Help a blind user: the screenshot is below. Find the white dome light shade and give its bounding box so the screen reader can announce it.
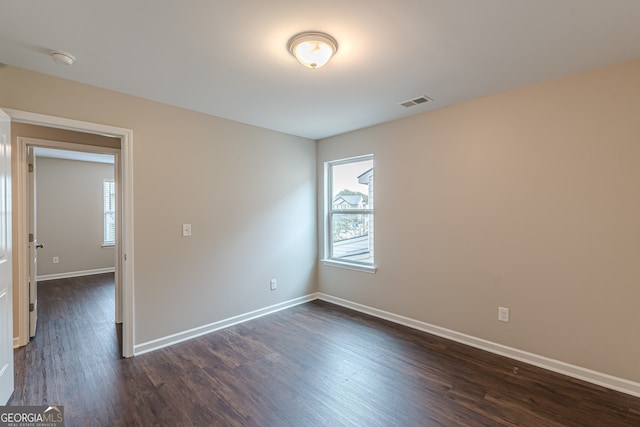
[51,51,76,65]
[288,32,338,69]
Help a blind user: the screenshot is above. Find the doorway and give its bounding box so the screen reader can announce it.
[4,108,134,358]
[25,142,117,344]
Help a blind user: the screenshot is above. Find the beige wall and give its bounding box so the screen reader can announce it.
[317,58,640,383]
[35,157,115,276]
[0,66,317,345]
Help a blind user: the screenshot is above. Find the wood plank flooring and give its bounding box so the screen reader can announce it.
[9,273,640,426]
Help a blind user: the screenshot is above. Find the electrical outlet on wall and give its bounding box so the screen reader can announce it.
[498,306,510,323]
[270,279,277,290]
[52,256,59,264]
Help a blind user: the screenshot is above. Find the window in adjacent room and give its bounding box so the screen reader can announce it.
[103,179,116,246]
[325,155,375,271]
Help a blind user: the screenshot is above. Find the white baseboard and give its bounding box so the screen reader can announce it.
[37,267,115,282]
[131,290,640,398]
[317,293,640,398]
[134,293,319,355]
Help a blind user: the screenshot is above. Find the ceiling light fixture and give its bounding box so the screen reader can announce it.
[51,51,76,66]
[287,32,338,69]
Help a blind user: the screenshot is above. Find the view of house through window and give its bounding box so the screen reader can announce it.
[103,180,116,246]
[327,155,374,266]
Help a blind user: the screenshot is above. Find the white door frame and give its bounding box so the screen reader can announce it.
[0,110,14,404]
[5,108,135,358]
[27,145,37,338]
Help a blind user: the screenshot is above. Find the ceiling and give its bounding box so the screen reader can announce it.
[1,1,640,140]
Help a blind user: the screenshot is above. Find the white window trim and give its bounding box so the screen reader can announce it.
[321,258,377,273]
[324,154,376,272]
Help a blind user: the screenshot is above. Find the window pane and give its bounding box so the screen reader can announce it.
[327,155,374,266]
[104,212,115,243]
[331,213,373,263]
[103,180,116,244]
[332,159,373,209]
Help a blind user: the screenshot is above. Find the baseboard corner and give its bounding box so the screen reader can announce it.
[134,292,319,356]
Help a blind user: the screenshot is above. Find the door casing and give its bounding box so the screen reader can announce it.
[4,108,135,358]
[27,146,37,337]
[0,109,14,404]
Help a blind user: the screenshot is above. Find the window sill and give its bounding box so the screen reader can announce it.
[321,259,377,273]
[102,243,115,248]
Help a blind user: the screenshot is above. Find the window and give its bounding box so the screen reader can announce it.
[103,180,116,246]
[325,155,374,270]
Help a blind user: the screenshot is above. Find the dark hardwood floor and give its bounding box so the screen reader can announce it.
[9,274,640,426]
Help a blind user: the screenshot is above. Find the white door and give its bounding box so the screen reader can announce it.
[0,110,14,404]
[28,147,38,337]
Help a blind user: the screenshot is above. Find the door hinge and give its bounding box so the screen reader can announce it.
[29,303,34,312]
[29,233,34,243]
[28,163,34,173]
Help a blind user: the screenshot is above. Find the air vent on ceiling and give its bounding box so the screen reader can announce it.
[399,95,434,108]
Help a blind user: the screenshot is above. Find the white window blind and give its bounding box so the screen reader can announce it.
[103,180,116,245]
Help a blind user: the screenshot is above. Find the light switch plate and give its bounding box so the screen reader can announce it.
[182,224,192,237]
[498,306,510,322]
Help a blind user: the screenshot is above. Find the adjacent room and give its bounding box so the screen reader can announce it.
[1,1,640,425]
